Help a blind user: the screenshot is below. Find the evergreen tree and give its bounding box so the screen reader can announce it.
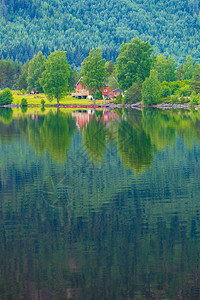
[18,60,29,90]
[27,51,46,92]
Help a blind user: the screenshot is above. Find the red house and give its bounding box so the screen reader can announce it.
[72,77,122,99]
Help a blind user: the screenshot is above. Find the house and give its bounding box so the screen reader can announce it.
[71,78,90,99]
[72,78,122,99]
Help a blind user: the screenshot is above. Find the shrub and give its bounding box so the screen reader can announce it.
[21,89,27,95]
[21,98,27,106]
[124,81,142,104]
[190,92,200,105]
[41,99,45,106]
[95,91,103,99]
[160,85,171,98]
[114,94,123,104]
[0,88,13,105]
[179,85,191,97]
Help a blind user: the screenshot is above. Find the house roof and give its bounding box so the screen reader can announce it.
[112,88,122,93]
[76,77,83,86]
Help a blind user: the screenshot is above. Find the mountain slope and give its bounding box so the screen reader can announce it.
[0,0,200,67]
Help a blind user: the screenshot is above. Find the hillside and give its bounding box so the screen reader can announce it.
[0,0,200,67]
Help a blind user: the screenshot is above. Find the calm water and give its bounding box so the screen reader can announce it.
[1,107,200,299]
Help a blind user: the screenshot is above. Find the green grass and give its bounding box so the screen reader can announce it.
[12,91,106,106]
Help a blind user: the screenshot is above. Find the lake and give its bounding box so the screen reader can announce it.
[1,107,200,299]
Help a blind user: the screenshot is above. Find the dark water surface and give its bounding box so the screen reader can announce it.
[1,108,200,299]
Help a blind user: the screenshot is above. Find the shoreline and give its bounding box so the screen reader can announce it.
[1,102,199,110]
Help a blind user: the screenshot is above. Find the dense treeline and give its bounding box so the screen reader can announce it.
[1,0,200,67]
[2,37,200,106]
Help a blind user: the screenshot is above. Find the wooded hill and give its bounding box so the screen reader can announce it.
[1,0,200,67]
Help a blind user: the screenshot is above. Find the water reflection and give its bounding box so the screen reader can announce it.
[1,108,200,298]
[21,111,77,162]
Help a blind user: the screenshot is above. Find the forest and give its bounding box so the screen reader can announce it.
[1,0,200,67]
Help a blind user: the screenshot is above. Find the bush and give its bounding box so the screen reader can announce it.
[190,92,200,105]
[21,98,27,106]
[41,99,45,106]
[21,89,27,95]
[160,85,171,98]
[95,91,103,99]
[114,94,123,104]
[124,81,142,104]
[179,85,191,97]
[0,88,13,105]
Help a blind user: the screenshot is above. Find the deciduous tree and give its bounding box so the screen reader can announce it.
[81,48,107,98]
[116,37,153,91]
[154,54,176,82]
[40,50,71,106]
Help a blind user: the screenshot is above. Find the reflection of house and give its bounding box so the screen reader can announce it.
[71,78,122,99]
[101,111,119,123]
[72,110,94,129]
[72,110,119,129]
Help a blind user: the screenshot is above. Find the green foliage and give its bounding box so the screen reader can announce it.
[179,85,191,97]
[189,92,200,105]
[124,81,142,104]
[68,69,80,91]
[154,55,176,82]
[21,98,27,106]
[114,94,123,104]
[18,61,29,90]
[95,91,103,99]
[160,80,192,97]
[40,50,71,105]
[105,61,115,75]
[81,48,107,97]
[27,51,46,92]
[1,0,200,67]
[142,70,161,105]
[117,38,153,90]
[160,85,171,98]
[191,62,200,94]
[177,56,195,80]
[107,69,119,91]
[41,99,45,106]
[0,59,21,89]
[0,88,13,105]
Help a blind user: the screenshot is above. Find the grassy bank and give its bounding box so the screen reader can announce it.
[12,91,106,106]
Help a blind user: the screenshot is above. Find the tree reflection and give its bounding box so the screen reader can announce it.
[142,109,176,150]
[23,111,76,162]
[0,108,13,125]
[81,115,108,164]
[117,119,155,172]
